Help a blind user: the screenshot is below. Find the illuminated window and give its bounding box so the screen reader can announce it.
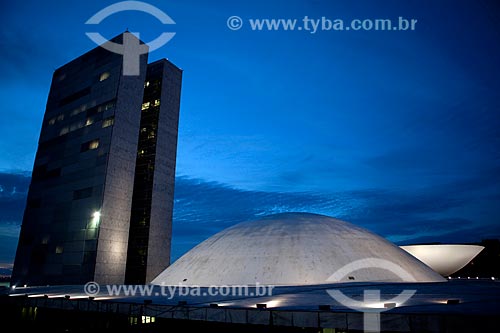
[55,246,63,254]
[99,72,110,82]
[89,211,101,228]
[141,102,150,110]
[21,306,37,320]
[57,114,64,121]
[59,127,69,136]
[48,117,56,125]
[81,139,99,152]
[85,118,94,126]
[144,81,150,87]
[141,316,155,324]
[102,117,114,128]
[153,99,160,106]
[90,140,99,150]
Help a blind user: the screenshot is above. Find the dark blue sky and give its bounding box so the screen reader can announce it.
[1,0,499,265]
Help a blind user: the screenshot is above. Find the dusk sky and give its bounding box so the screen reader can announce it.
[1,0,499,265]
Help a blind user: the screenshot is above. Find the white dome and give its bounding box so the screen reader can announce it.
[400,244,484,276]
[153,213,445,286]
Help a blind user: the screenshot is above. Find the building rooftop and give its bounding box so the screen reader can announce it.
[3,279,499,331]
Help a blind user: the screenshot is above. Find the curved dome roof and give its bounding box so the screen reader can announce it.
[400,244,484,276]
[153,213,445,286]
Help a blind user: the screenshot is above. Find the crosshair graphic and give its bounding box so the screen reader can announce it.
[326,258,417,333]
[85,1,176,75]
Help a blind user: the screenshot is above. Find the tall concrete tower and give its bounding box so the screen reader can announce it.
[11,33,182,286]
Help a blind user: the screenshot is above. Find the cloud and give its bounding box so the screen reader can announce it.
[171,176,351,260]
[0,172,30,225]
[171,172,500,260]
[342,166,500,243]
[394,223,500,245]
[0,171,498,263]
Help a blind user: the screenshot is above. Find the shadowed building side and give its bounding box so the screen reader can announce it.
[11,33,148,286]
[92,47,149,285]
[125,59,182,284]
[10,33,182,287]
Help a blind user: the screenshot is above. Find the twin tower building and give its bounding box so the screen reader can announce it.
[11,33,182,286]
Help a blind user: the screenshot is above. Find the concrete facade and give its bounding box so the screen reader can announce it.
[125,59,182,284]
[11,33,182,286]
[152,213,445,286]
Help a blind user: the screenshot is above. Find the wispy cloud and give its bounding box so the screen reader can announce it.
[171,170,500,260]
[1,171,499,263]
